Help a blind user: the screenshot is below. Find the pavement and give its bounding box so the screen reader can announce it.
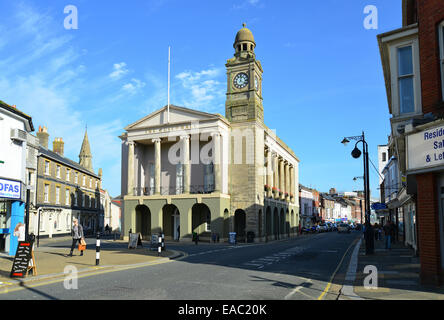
[343,234,444,300]
[0,235,183,289]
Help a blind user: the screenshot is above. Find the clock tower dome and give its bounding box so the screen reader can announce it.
[225,23,264,123]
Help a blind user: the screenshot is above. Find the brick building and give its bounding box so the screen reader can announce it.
[378,0,444,285]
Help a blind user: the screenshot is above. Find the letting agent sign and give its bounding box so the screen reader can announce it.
[407,124,444,171]
[0,178,21,199]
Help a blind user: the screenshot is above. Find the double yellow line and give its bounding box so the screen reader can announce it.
[317,237,360,300]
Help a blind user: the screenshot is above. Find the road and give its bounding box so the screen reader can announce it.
[1,231,361,300]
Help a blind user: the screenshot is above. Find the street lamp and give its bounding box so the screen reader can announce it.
[341,132,374,255]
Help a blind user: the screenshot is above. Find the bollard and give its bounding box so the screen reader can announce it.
[96,232,101,266]
[158,235,162,256]
[161,233,165,251]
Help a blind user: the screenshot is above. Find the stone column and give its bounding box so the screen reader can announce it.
[153,138,161,195]
[279,158,285,200]
[212,133,221,192]
[266,150,273,198]
[127,141,135,196]
[290,166,295,203]
[285,162,290,202]
[181,135,190,194]
[273,153,279,200]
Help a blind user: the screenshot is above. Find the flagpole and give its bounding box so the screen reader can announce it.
[167,46,171,123]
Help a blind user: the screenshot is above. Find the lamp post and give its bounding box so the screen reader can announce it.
[341,132,374,255]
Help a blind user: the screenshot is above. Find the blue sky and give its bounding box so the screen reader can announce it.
[0,0,401,198]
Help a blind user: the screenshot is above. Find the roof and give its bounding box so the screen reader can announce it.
[0,100,34,132]
[234,23,256,46]
[38,146,100,179]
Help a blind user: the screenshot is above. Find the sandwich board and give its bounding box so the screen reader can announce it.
[10,240,36,278]
[128,232,143,249]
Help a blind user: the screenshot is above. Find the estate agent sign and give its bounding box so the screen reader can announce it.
[0,178,21,199]
[407,124,444,171]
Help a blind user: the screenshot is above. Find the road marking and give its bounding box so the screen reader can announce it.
[0,258,174,296]
[317,237,360,301]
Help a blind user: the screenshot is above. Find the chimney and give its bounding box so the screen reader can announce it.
[53,137,64,156]
[36,126,49,149]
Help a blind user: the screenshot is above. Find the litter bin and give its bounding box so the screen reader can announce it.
[247,231,255,243]
[229,232,236,245]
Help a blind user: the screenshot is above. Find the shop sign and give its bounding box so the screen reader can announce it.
[407,124,444,171]
[0,178,21,199]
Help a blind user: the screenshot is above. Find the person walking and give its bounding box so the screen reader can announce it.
[68,218,85,257]
[383,221,392,250]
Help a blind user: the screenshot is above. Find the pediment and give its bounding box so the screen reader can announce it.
[125,105,219,131]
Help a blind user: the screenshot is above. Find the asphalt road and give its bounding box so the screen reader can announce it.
[1,231,361,300]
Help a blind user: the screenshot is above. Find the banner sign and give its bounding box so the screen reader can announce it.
[0,178,21,199]
[407,124,444,171]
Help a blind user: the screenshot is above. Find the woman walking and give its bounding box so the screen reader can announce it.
[68,218,85,257]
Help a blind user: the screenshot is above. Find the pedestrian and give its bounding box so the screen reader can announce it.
[374,223,379,240]
[390,220,397,243]
[68,218,85,257]
[13,222,26,242]
[383,220,392,250]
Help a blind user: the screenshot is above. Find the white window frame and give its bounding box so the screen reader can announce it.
[74,192,78,207]
[44,184,49,203]
[389,38,422,117]
[75,172,78,184]
[55,186,60,204]
[83,175,86,186]
[439,21,444,101]
[65,189,70,206]
[56,165,61,178]
[66,169,70,181]
[45,161,50,175]
[90,178,92,188]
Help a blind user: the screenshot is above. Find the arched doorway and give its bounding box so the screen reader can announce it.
[192,203,211,240]
[258,209,262,240]
[286,209,290,237]
[234,209,246,242]
[266,207,272,241]
[273,208,279,240]
[223,209,229,239]
[135,205,151,240]
[280,209,285,238]
[162,204,180,240]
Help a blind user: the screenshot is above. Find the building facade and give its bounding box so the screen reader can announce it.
[378,0,444,285]
[31,127,103,238]
[0,101,34,255]
[120,25,300,243]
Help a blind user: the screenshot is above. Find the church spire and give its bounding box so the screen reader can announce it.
[79,127,93,172]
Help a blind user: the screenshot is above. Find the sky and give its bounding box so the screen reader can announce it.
[0,0,401,198]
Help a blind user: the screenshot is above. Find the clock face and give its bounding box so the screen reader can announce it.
[233,72,249,89]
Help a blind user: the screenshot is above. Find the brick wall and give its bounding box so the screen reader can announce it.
[417,0,444,115]
[416,172,442,285]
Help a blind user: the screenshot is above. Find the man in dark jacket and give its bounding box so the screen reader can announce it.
[68,218,85,257]
[383,221,392,250]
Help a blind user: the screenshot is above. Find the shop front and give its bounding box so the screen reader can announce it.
[0,178,25,256]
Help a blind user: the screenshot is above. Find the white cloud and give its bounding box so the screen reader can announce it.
[109,62,129,80]
[122,78,146,95]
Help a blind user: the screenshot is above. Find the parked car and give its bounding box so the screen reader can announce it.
[318,224,328,233]
[326,222,333,232]
[331,223,338,231]
[338,223,351,233]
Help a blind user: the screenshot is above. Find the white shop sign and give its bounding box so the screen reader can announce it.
[0,178,21,199]
[407,124,444,171]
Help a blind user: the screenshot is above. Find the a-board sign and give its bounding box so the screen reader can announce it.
[150,234,159,251]
[128,233,143,249]
[10,241,34,278]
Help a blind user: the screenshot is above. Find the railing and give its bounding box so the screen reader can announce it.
[132,185,215,196]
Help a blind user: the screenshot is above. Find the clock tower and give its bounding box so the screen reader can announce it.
[225,24,264,123]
